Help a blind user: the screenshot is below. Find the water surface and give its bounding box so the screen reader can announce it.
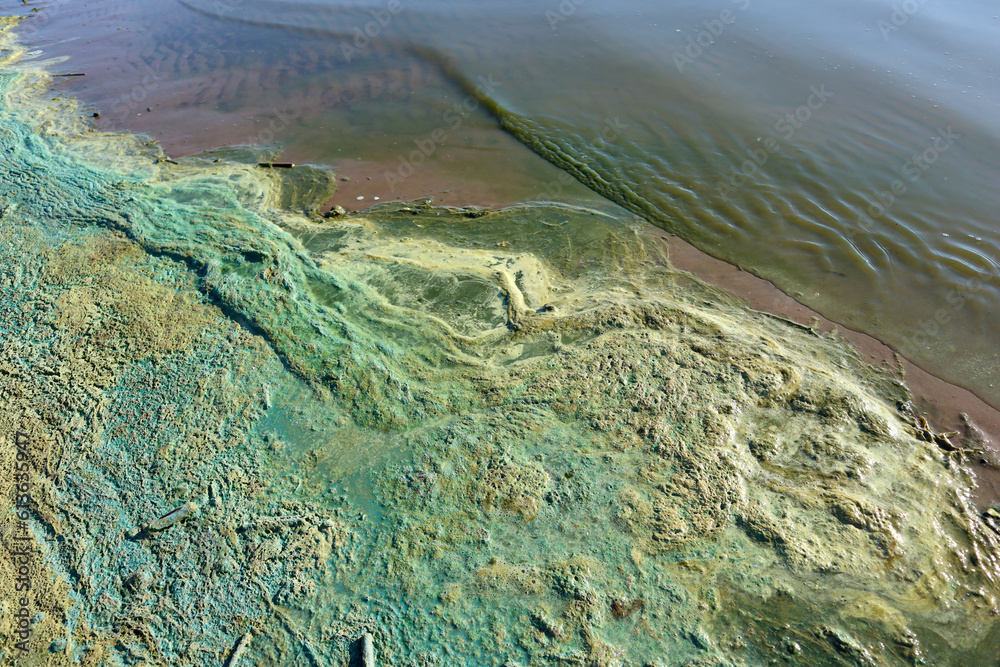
[8,0,1000,406]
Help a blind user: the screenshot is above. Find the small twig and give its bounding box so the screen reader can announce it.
[224,632,252,667]
[749,308,820,335]
[146,501,198,532]
[129,502,198,539]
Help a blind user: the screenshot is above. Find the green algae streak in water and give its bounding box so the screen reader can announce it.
[1,17,1000,667]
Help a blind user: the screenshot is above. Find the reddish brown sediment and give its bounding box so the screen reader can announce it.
[311,158,535,213]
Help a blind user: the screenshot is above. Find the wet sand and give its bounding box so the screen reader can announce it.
[312,158,541,212]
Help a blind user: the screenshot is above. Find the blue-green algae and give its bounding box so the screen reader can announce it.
[1,17,1000,667]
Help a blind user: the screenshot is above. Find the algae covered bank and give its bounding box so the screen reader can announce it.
[1,18,999,667]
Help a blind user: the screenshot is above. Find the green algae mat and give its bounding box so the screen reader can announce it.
[1,17,999,667]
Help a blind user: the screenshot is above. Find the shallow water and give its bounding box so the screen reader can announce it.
[7,0,999,411]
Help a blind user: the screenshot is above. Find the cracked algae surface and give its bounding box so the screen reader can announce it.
[1,17,999,667]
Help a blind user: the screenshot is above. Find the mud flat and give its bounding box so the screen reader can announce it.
[2,18,1000,666]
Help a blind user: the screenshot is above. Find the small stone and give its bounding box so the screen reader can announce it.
[123,569,152,594]
[786,641,802,654]
[691,628,712,650]
[362,632,375,666]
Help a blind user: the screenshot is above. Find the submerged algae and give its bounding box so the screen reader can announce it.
[2,17,1000,667]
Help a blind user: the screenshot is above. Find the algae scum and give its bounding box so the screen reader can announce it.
[1,19,1000,667]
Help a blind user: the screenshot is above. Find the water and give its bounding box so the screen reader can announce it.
[10,0,998,409]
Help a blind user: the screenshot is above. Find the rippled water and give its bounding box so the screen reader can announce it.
[8,0,999,406]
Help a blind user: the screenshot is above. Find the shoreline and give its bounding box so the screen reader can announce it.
[33,25,1000,505]
[650,227,1000,507]
[315,174,1000,503]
